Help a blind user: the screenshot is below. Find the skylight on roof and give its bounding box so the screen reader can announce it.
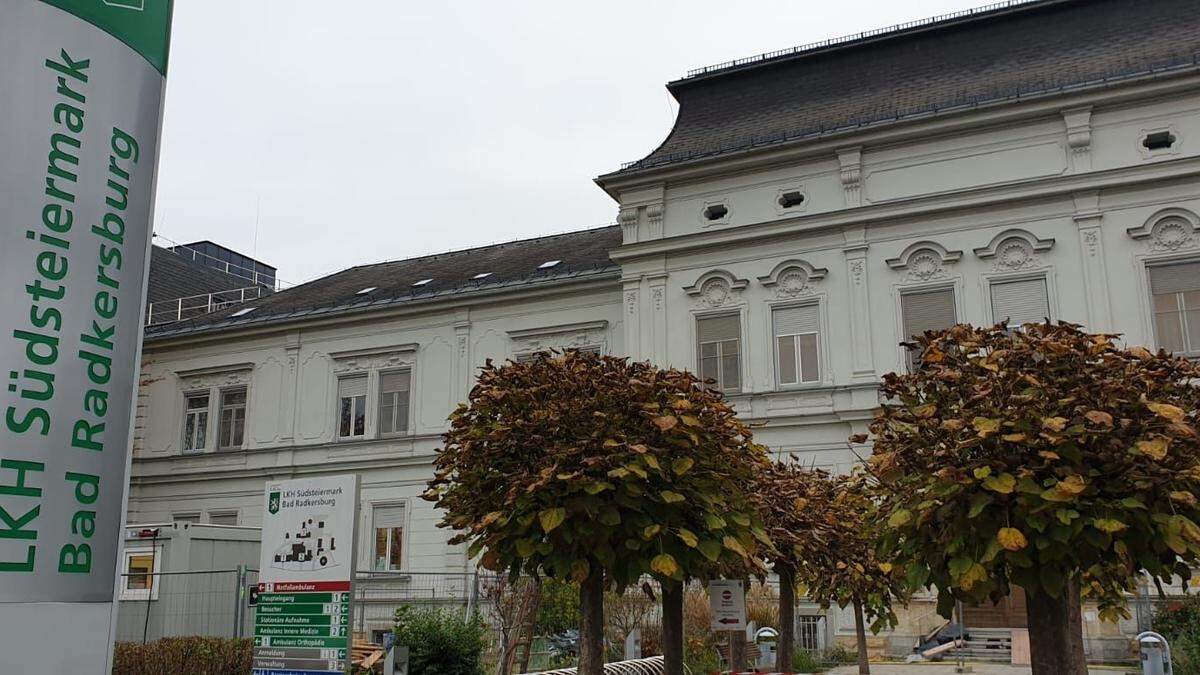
[356,286,377,295]
[412,278,433,287]
[230,307,256,317]
[472,272,492,280]
[538,260,562,269]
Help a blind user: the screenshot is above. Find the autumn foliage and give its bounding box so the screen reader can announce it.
[423,350,771,589]
[861,322,1200,623]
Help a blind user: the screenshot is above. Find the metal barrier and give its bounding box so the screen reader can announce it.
[115,567,258,642]
[531,656,666,675]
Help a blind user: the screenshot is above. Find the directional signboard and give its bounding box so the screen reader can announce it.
[253,474,360,675]
[709,579,747,632]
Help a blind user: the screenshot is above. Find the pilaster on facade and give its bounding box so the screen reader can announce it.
[281,331,302,444]
[453,308,471,405]
[842,224,875,382]
[1072,190,1112,332]
[837,146,863,207]
[646,271,669,366]
[621,276,642,360]
[1063,106,1093,173]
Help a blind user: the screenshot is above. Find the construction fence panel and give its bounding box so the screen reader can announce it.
[115,568,258,643]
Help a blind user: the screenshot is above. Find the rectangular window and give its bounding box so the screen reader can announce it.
[208,511,238,526]
[773,304,821,386]
[990,277,1050,328]
[696,314,741,393]
[182,392,209,452]
[1149,261,1200,356]
[378,371,411,435]
[120,546,161,600]
[173,512,201,524]
[901,288,957,371]
[372,504,405,572]
[217,388,247,449]
[338,375,368,439]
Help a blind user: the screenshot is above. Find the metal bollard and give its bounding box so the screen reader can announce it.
[1137,631,1173,675]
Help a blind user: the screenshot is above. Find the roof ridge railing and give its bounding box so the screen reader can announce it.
[684,0,1043,79]
[145,285,267,326]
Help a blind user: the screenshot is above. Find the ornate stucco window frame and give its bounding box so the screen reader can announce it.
[1128,208,1200,356]
[174,363,254,455]
[506,320,609,361]
[328,345,419,442]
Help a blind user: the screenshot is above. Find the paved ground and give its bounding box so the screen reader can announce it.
[823,664,1133,675]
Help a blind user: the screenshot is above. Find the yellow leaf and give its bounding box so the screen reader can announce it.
[650,553,679,578]
[652,415,678,432]
[973,466,992,479]
[629,443,649,454]
[677,528,698,547]
[913,404,937,419]
[643,524,662,540]
[539,508,566,533]
[1057,475,1087,495]
[661,490,685,503]
[1038,450,1060,460]
[973,417,1001,437]
[878,562,894,574]
[959,562,988,591]
[1001,433,1027,442]
[680,415,701,427]
[1148,402,1187,422]
[1085,411,1113,427]
[1093,518,1127,533]
[997,527,1027,551]
[1042,417,1069,432]
[793,497,809,511]
[672,457,694,475]
[941,419,965,431]
[1135,437,1169,461]
[982,473,1016,494]
[722,535,748,557]
[670,398,693,411]
[1171,491,1198,506]
[603,438,622,448]
[888,509,913,527]
[643,455,661,470]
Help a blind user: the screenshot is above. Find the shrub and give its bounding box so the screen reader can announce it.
[112,637,251,675]
[789,647,857,673]
[1154,596,1200,675]
[394,606,488,675]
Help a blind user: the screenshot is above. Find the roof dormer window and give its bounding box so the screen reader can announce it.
[230,307,256,318]
[472,272,492,280]
[412,278,432,287]
[356,287,377,295]
[538,260,562,270]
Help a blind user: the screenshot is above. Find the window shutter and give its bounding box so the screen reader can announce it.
[990,278,1050,326]
[1149,261,1200,295]
[773,304,820,336]
[901,289,957,341]
[697,314,740,343]
[338,375,367,398]
[372,504,405,529]
[379,371,410,393]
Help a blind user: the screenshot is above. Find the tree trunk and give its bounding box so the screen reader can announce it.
[661,580,684,675]
[852,597,870,675]
[1025,581,1087,675]
[777,565,796,672]
[579,570,606,675]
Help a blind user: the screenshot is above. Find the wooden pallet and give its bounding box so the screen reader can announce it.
[352,637,385,672]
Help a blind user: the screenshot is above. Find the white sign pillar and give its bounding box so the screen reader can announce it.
[0,2,172,672]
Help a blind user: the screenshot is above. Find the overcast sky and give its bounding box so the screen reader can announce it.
[156,0,990,285]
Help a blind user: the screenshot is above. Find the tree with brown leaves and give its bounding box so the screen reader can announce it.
[859,322,1200,675]
[424,350,770,675]
[760,462,903,675]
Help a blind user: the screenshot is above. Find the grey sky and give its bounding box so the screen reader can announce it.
[156,0,991,285]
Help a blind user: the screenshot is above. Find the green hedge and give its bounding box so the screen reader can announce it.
[112,637,252,675]
[393,606,487,675]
